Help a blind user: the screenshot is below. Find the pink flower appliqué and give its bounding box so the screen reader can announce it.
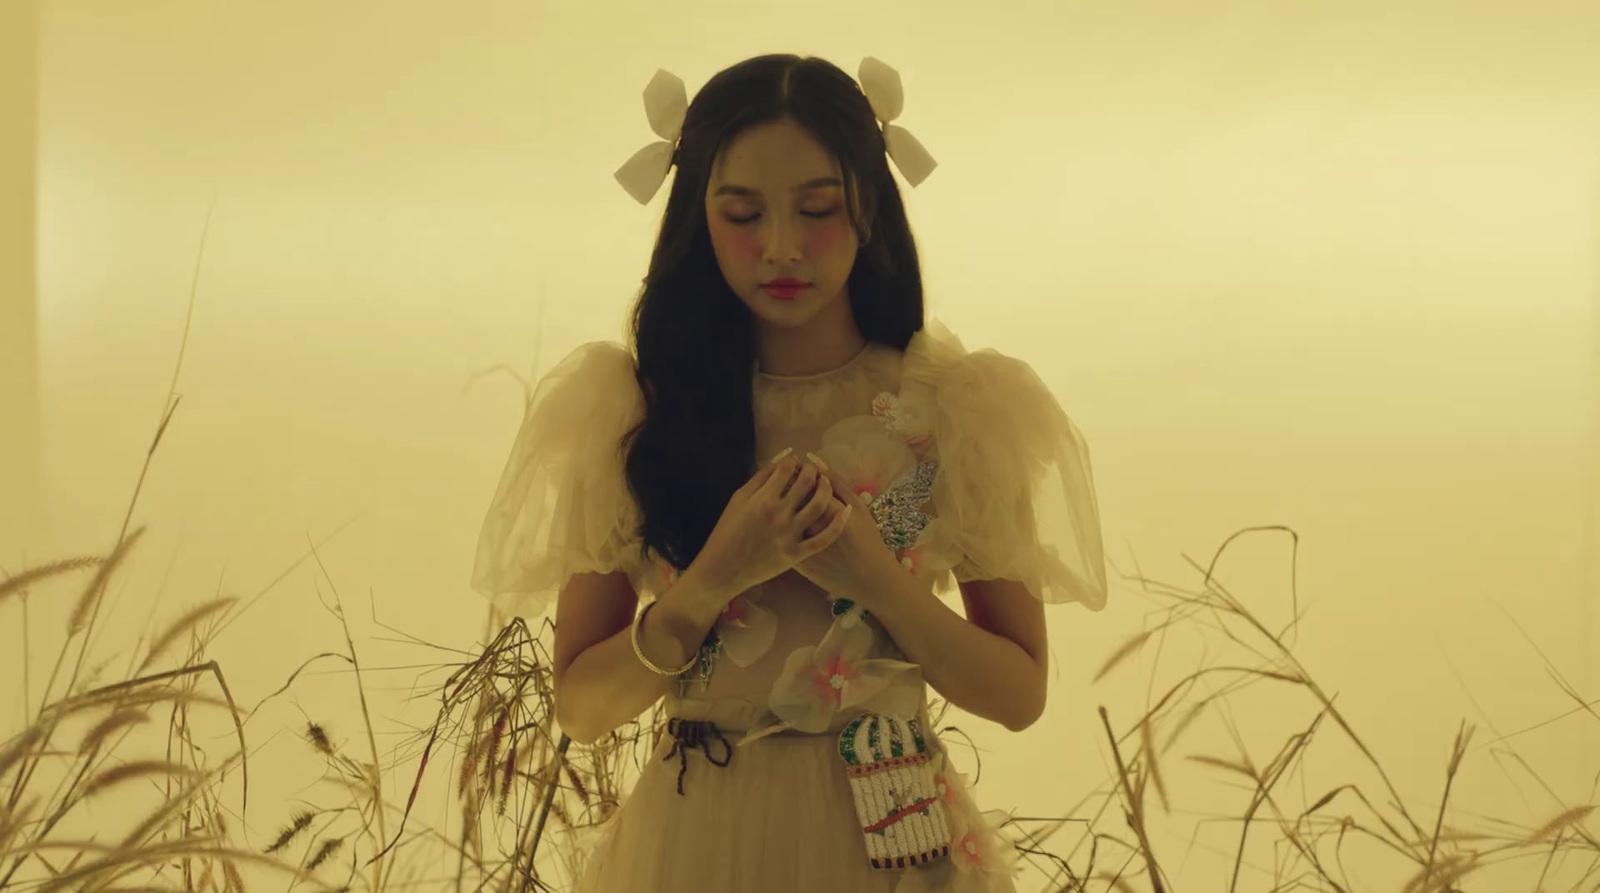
[887,751,1021,893]
[945,810,1018,885]
[953,829,987,868]
[658,565,777,668]
[765,605,923,734]
[924,752,1020,884]
[817,416,917,507]
[894,515,966,590]
[714,591,777,668]
[927,750,968,813]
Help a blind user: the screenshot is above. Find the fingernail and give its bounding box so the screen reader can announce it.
[769,446,794,465]
[805,451,829,471]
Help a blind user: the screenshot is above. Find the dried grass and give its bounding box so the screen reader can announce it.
[1025,525,1600,893]
[2,235,1594,890]
[8,509,1594,893]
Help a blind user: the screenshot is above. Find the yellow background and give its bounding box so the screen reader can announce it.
[2,0,1597,888]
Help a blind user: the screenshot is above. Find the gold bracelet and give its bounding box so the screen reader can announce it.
[630,599,698,676]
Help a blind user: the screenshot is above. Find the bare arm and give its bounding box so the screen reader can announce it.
[847,566,1047,733]
[553,561,737,746]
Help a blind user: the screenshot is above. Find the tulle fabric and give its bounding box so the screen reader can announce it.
[576,732,905,893]
[570,720,1022,893]
[902,318,1108,610]
[470,316,1107,620]
[469,340,653,623]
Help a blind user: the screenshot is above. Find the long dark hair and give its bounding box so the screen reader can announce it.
[621,54,926,574]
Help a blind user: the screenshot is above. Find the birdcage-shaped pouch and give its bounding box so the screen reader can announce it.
[837,711,952,869]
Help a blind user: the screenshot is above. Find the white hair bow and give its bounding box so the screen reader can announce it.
[613,57,937,206]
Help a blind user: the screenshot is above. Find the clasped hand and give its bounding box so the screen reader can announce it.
[699,450,903,609]
[788,454,900,604]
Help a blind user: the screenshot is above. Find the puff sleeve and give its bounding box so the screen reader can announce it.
[903,319,1108,611]
[469,341,648,622]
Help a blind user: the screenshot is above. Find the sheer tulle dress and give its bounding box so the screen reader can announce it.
[471,317,1108,892]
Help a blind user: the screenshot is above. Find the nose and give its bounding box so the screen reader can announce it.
[760,216,803,263]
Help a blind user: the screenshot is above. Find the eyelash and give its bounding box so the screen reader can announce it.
[726,209,839,225]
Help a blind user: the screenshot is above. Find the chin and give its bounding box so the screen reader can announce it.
[751,305,817,327]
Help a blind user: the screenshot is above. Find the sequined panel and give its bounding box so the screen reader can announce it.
[867,460,938,552]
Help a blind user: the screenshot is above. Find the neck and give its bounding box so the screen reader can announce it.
[753,291,868,377]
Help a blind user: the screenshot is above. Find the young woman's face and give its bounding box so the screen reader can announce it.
[704,117,864,330]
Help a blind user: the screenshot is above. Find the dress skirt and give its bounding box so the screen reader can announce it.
[572,699,1019,893]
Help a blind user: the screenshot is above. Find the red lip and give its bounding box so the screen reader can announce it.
[763,278,807,287]
[762,282,808,301]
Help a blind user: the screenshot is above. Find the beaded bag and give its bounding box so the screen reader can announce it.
[837,712,952,869]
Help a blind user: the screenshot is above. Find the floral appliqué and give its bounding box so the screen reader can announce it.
[714,590,778,668]
[928,751,1023,888]
[741,603,923,746]
[872,390,934,451]
[654,564,779,692]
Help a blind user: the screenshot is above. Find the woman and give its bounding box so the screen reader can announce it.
[472,53,1108,893]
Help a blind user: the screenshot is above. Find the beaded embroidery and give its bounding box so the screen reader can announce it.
[683,627,722,695]
[838,712,952,869]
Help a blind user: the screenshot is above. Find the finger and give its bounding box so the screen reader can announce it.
[795,474,834,529]
[802,503,851,553]
[816,467,854,506]
[758,455,797,497]
[746,454,784,492]
[783,462,820,507]
[807,500,844,539]
[827,504,854,541]
[781,459,805,497]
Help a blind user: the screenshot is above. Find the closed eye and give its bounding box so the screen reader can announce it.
[727,209,839,225]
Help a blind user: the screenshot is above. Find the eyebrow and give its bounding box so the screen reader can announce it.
[714,177,842,197]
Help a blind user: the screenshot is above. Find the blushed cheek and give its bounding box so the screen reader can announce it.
[709,215,849,265]
[810,218,847,255]
[710,220,764,264]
